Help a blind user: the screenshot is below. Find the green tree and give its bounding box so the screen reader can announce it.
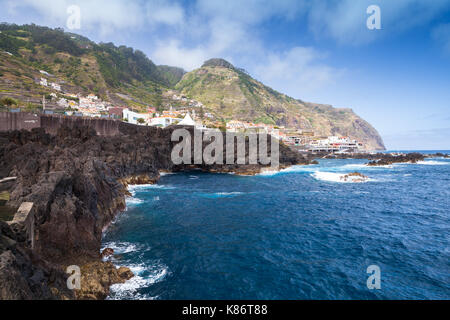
[0,97,18,106]
[137,118,145,124]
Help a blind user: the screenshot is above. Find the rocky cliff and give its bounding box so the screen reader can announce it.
[176,59,385,150]
[0,120,310,299]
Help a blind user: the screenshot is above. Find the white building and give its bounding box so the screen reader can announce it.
[308,136,362,152]
[40,78,47,86]
[177,113,207,130]
[50,82,61,91]
[149,116,179,128]
[57,98,69,108]
[123,108,151,125]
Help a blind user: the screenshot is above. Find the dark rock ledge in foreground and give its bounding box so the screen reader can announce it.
[0,122,311,300]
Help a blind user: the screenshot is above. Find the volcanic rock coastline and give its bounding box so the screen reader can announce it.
[0,119,309,299]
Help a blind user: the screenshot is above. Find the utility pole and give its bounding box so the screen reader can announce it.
[42,95,45,111]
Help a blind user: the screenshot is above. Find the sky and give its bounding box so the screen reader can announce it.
[1,0,450,150]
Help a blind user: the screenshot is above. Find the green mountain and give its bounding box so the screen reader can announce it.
[176,58,385,150]
[0,24,385,150]
[0,23,184,110]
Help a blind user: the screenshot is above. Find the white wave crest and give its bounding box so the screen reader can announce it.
[257,165,319,176]
[311,171,371,183]
[417,160,449,165]
[200,191,245,198]
[126,197,143,205]
[101,242,139,254]
[128,184,175,191]
[108,264,168,300]
[215,192,244,196]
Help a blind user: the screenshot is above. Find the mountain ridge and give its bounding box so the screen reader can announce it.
[176,59,385,150]
[0,23,385,150]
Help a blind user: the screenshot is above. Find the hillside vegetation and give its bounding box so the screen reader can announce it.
[0,23,185,110]
[0,24,384,149]
[176,59,385,150]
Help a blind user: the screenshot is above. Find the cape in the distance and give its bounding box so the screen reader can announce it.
[0,24,384,150]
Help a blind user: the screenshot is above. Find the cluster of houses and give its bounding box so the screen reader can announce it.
[33,74,366,151]
[121,107,207,130]
[38,70,61,91]
[171,94,204,108]
[307,136,363,152]
[224,120,364,152]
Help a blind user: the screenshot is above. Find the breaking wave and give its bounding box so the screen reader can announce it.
[126,197,144,205]
[128,184,176,191]
[199,192,245,198]
[416,160,449,165]
[108,263,169,300]
[101,241,140,255]
[311,172,372,183]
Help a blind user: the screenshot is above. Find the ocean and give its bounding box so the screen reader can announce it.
[101,154,450,300]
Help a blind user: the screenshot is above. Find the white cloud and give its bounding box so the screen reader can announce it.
[152,40,209,71]
[195,0,307,25]
[146,0,184,26]
[3,0,184,35]
[307,0,450,44]
[2,0,448,97]
[253,47,342,98]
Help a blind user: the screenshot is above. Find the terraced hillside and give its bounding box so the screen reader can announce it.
[176,59,385,150]
[0,24,385,150]
[0,24,185,111]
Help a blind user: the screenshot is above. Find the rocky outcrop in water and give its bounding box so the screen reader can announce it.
[366,153,425,166]
[0,121,310,299]
[338,172,369,183]
[322,152,428,166]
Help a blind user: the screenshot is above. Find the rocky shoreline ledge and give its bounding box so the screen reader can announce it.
[0,122,311,299]
[321,152,448,166]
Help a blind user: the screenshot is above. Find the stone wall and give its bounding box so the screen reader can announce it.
[0,112,41,132]
[0,112,125,136]
[40,115,121,136]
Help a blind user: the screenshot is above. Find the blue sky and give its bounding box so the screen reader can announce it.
[1,0,450,150]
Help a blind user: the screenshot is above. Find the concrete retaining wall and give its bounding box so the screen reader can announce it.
[0,112,41,132]
[40,115,121,136]
[0,112,124,136]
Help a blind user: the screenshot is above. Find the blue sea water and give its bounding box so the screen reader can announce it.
[102,155,450,300]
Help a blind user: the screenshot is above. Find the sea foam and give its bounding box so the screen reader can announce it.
[311,171,372,183]
[416,160,449,165]
[101,241,140,255]
[108,263,168,300]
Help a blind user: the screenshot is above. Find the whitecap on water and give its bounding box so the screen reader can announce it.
[311,171,372,183]
[199,192,245,198]
[126,197,144,205]
[128,184,175,191]
[101,241,140,254]
[159,172,174,176]
[107,263,169,300]
[416,160,449,165]
[256,165,319,176]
